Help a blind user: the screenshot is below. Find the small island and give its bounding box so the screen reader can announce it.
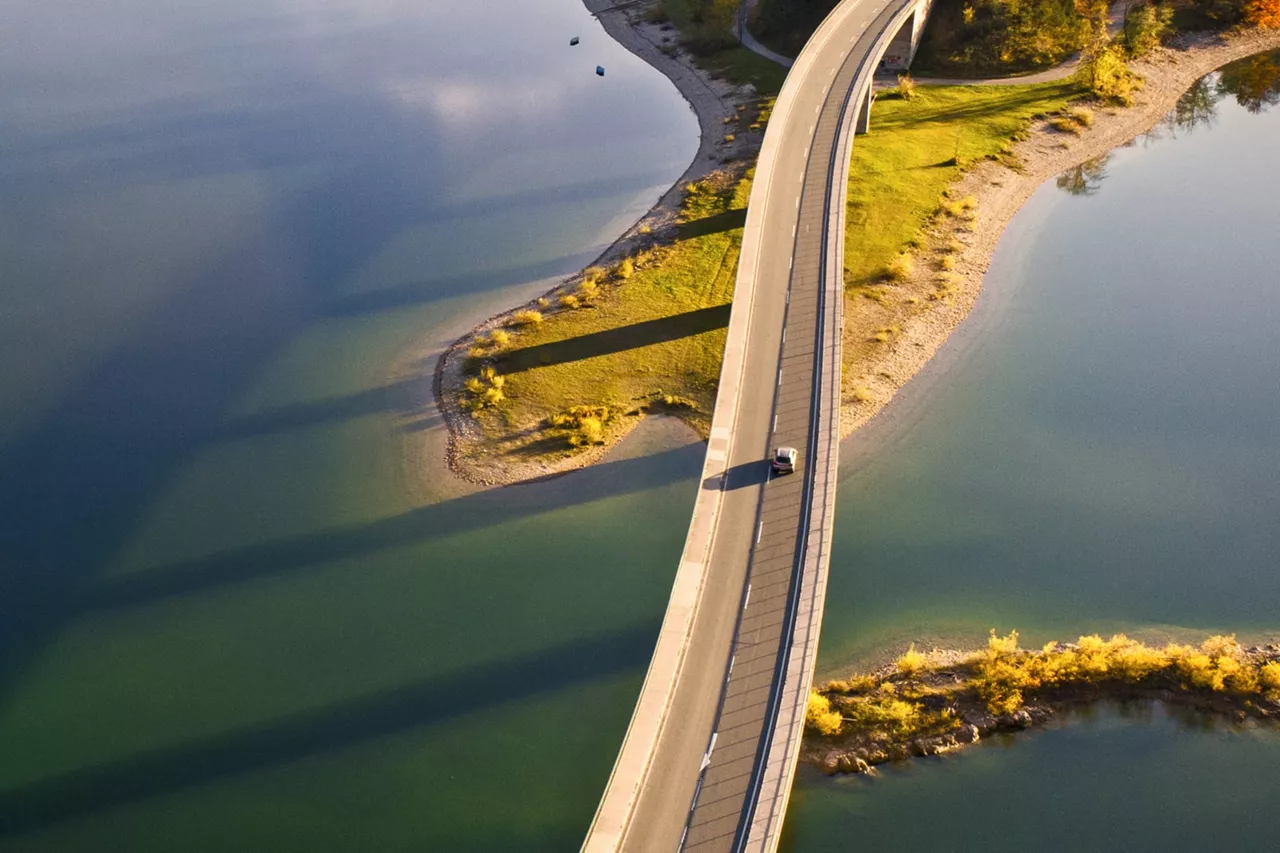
[803,632,1280,774]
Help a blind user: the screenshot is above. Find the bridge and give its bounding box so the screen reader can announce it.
[583,0,933,850]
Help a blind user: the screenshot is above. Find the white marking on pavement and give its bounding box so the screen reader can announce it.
[743,584,752,609]
[756,521,763,543]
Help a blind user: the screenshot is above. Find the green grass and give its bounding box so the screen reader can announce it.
[844,82,1083,290]
[463,170,751,452]
[659,0,789,93]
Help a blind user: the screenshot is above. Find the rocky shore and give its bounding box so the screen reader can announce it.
[804,637,1280,776]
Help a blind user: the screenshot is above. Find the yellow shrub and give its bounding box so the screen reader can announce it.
[885,254,914,281]
[490,330,511,348]
[559,294,581,309]
[896,644,927,677]
[465,378,484,394]
[806,691,843,736]
[616,258,634,279]
[1112,642,1170,682]
[1260,662,1280,696]
[508,309,543,326]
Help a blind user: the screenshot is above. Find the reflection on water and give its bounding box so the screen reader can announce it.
[1056,155,1110,195]
[1056,49,1280,192]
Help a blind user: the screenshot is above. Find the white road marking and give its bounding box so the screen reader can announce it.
[744,584,752,609]
[756,521,763,543]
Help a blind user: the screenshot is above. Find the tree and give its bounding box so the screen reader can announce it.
[1245,0,1280,27]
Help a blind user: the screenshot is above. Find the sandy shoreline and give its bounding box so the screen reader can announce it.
[434,11,1280,484]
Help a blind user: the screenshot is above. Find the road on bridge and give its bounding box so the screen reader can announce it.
[584,0,921,850]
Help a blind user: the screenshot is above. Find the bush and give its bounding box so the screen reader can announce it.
[490,329,511,348]
[559,294,581,310]
[509,309,544,326]
[1068,107,1094,127]
[806,691,843,736]
[897,73,917,100]
[885,254,915,281]
[1050,116,1081,134]
[1081,47,1141,105]
[577,278,598,298]
[896,644,927,676]
[1125,2,1174,56]
[616,257,635,280]
[940,254,957,271]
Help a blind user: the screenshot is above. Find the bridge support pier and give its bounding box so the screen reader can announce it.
[854,83,874,135]
[880,0,935,72]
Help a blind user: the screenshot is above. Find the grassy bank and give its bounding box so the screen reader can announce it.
[838,81,1083,396]
[805,632,1280,773]
[653,0,789,92]
[843,81,1081,289]
[451,168,751,462]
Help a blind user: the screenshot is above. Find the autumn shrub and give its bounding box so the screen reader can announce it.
[939,254,957,271]
[616,257,635,280]
[1246,0,1280,27]
[896,644,927,677]
[559,294,581,310]
[490,330,511,348]
[806,691,844,736]
[1124,2,1174,56]
[1261,662,1280,698]
[897,73,917,100]
[509,309,543,326]
[885,254,915,281]
[1081,47,1141,105]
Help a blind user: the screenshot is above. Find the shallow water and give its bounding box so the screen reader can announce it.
[0,0,700,849]
[786,53,1280,849]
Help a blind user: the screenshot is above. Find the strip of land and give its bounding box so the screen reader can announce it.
[803,632,1280,775]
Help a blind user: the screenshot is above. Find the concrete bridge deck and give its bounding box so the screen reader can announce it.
[582,0,930,850]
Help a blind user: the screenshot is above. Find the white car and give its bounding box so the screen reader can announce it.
[771,446,797,474]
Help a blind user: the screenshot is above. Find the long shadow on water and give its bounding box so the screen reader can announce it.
[0,620,659,839]
[74,441,703,615]
[0,92,464,709]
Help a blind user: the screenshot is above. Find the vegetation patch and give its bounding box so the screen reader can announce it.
[655,0,789,92]
[803,632,1280,775]
[447,167,753,468]
[840,80,1082,390]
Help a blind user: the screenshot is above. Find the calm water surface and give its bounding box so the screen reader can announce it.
[0,0,699,849]
[786,54,1280,849]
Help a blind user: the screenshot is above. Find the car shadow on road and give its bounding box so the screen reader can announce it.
[703,459,771,492]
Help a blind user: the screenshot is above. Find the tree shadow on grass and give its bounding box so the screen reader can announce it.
[496,304,731,374]
[0,620,659,840]
[676,208,746,240]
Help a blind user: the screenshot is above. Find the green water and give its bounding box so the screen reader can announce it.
[0,0,701,849]
[786,55,1280,848]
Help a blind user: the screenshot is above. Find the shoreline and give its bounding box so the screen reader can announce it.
[434,16,1280,484]
[434,0,763,485]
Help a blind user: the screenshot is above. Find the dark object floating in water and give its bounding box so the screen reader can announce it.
[570,36,580,46]
[596,65,605,76]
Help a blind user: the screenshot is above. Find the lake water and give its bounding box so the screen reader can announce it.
[785,54,1280,849]
[3,1,1277,847]
[0,0,701,849]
